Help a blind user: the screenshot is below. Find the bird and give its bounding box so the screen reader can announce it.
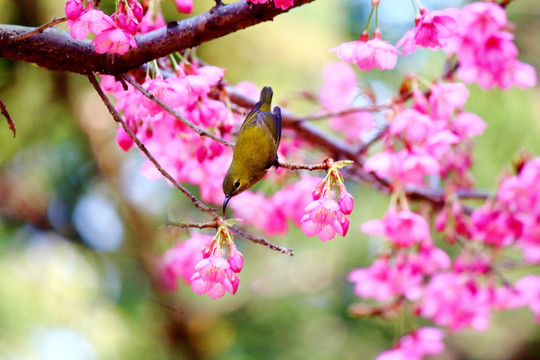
[222,86,282,215]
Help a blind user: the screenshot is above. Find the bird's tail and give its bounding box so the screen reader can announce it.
[259,86,273,112]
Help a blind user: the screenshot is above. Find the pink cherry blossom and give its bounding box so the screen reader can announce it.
[230,191,287,236]
[419,273,492,331]
[65,0,83,21]
[247,0,293,9]
[301,198,345,241]
[362,210,431,248]
[389,109,433,144]
[92,28,137,55]
[332,30,400,72]
[515,275,540,321]
[376,327,445,360]
[429,82,469,120]
[159,233,210,291]
[191,255,236,299]
[66,9,114,40]
[174,0,193,13]
[443,2,537,89]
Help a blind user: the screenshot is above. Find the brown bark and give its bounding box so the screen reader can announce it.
[0,0,315,75]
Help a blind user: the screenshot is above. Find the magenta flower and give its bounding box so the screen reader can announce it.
[396,8,457,54]
[419,273,492,331]
[301,198,345,241]
[65,0,83,21]
[332,30,400,71]
[159,233,211,292]
[191,255,236,299]
[389,108,433,144]
[376,327,446,360]
[92,28,137,55]
[174,0,193,14]
[67,9,114,40]
[361,210,431,248]
[247,0,293,10]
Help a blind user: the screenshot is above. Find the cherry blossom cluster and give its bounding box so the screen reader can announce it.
[472,157,540,263]
[332,1,536,91]
[160,224,243,299]
[102,61,234,205]
[65,0,194,55]
[65,0,141,54]
[300,160,354,241]
[365,81,485,189]
[247,0,294,11]
[444,2,536,89]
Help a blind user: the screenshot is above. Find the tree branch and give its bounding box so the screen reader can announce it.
[0,98,16,137]
[0,0,315,74]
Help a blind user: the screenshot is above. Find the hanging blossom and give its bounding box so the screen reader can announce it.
[300,160,354,241]
[65,0,140,55]
[159,232,211,291]
[396,7,458,54]
[190,223,243,299]
[332,29,401,72]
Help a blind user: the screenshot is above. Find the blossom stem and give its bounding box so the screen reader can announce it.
[365,6,376,33]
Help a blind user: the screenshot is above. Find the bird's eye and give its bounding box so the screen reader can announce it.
[234,180,240,189]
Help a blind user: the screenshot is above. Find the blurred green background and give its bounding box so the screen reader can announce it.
[1,0,539,359]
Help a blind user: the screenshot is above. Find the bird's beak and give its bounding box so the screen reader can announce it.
[223,194,232,215]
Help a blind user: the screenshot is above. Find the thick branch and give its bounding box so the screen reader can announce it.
[0,0,315,74]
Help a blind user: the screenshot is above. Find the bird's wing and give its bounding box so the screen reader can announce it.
[273,106,282,147]
[239,101,262,133]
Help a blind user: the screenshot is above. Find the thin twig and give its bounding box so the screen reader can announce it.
[277,160,330,171]
[0,98,16,137]
[10,17,67,43]
[88,72,213,213]
[121,73,233,147]
[229,226,293,256]
[169,221,220,229]
[302,102,393,121]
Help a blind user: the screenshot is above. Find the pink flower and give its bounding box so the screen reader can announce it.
[429,82,469,120]
[471,205,519,247]
[272,176,320,225]
[361,210,431,248]
[414,9,457,50]
[301,198,346,241]
[389,109,433,144]
[338,185,354,215]
[66,9,114,40]
[451,112,486,139]
[174,0,193,13]
[230,191,287,236]
[348,255,424,301]
[247,0,293,9]
[92,28,137,55]
[274,0,294,10]
[159,233,210,291]
[65,0,83,20]
[515,275,540,321]
[116,126,133,151]
[376,327,446,360]
[419,273,492,331]
[332,30,400,71]
[191,255,236,299]
[319,62,357,112]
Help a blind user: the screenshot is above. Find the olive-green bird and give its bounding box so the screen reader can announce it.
[222,86,282,214]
